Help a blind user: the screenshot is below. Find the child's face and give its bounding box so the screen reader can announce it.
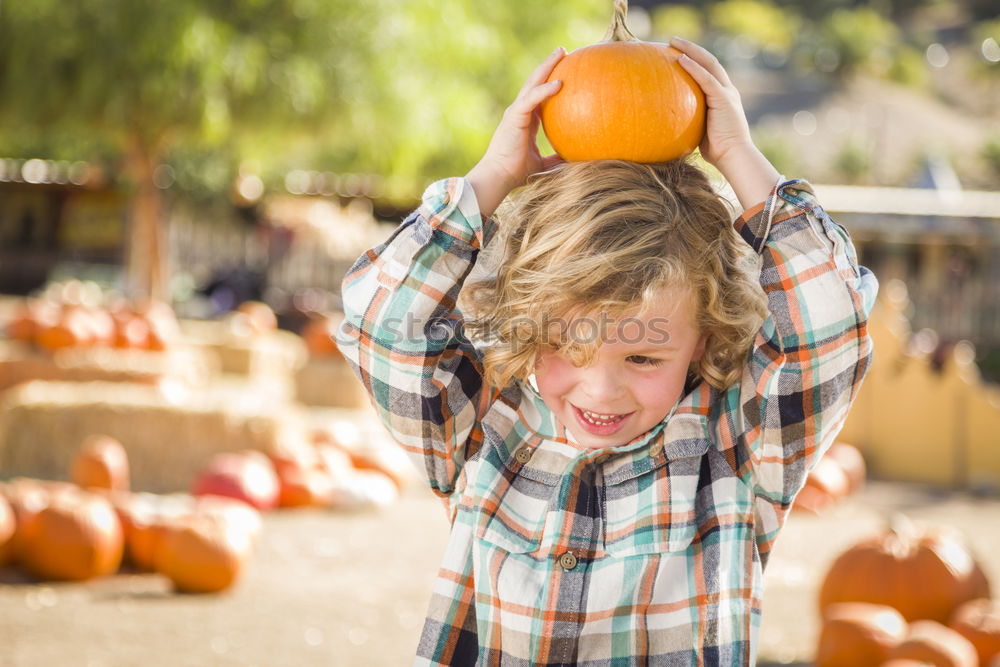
[533,285,707,450]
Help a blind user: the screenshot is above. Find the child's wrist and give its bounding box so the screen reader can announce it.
[712,144,781,210]
[465,161,516,221]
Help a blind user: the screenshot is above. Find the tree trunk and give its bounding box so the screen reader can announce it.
[124,133,167,303]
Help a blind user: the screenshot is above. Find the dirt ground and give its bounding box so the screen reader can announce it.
[2,480,999,667]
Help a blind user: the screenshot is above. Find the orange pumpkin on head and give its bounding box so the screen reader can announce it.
[540,0,705,163]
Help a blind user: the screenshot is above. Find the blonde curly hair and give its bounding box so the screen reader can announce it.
[459,158,768,392]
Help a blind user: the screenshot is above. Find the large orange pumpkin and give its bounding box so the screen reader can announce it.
[819,519,991,623]
[21,489,124,581]
[949,598,1000,666]
[72,434,130,491]
[540,0,705,163]
[816,602,908,667]
[888,620,978,667]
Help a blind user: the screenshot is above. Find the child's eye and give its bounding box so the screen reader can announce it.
[627,355,664,367]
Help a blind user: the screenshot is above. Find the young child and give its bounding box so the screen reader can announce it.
[335,38,878,666]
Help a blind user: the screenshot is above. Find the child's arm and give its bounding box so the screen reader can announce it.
[673,38,880,538]
[335,49,566,499]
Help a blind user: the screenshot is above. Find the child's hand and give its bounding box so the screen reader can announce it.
[670,36,780,209]
[466,47,566,220]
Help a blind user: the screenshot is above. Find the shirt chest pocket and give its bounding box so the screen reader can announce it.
[601,437,711,558]
[469,433,560,555]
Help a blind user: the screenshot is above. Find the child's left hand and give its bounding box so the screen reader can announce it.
[670,36,779,209]
[670,36,754,172]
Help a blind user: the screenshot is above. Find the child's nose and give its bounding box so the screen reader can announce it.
[579,365,627,405]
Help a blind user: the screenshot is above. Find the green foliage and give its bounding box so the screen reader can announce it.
[752,130,799,176]
[982,136,1000,181]
[815,7,901,77]
[707,0,799,54]
[650,5,704,42]
[834,140,872,184]
[888,45,929,87]
[0,0,610,200]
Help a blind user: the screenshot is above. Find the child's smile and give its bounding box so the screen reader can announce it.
[533,285,707,449]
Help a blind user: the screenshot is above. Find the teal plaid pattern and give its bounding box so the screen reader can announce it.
[335,175,878,666]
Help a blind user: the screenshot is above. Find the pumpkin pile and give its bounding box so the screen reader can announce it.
[0,437,262,593]
[539,0,705,163]
[793,441,867,516]
[0,415,409,592]
[815,518,1000,666]
[6,284,180,353]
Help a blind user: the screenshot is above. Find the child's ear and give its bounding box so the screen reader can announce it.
[692,332,709,362]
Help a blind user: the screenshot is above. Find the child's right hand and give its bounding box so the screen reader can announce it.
[466,47,566,220]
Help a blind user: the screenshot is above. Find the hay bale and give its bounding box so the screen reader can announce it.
[0,341,218,393]
[0,380,308,493]
[178,320,307,378]
[295,357,372,409]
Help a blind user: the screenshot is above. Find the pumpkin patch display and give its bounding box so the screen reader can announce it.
[819,519,991,623]
[949,598,1000,666]
[20,488,124,581]
[816,602,908,667]
[540,0,705,163]
[887,620,978,667]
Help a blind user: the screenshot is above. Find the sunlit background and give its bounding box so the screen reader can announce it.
[0,1,999,665]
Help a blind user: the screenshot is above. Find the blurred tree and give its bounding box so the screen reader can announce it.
[0,0,381,301]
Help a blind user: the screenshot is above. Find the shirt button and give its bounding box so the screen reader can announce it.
[595,454,611,465]
[515,447,533,464]
[649,441,664,457]
[558,552,578,570]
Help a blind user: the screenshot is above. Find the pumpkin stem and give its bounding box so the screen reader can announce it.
[603,0,639,42]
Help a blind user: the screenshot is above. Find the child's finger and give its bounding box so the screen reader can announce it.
[669,37,732,89]
[675,52,728,101]
[511,80,562,120]
[517,47,566,99]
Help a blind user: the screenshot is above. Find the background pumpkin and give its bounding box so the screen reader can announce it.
[0,494,15,566]
[816,602,908,667]
[21,488,123,581]
[192,451,280,511]
[887,620,978,667]
[72,434,130,491]
[539,0,705,163]
[949,598,1000,666]
[154,512,253,593]
[819,519,991,623]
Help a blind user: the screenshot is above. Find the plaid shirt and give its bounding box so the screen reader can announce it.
[336,175,878,666]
